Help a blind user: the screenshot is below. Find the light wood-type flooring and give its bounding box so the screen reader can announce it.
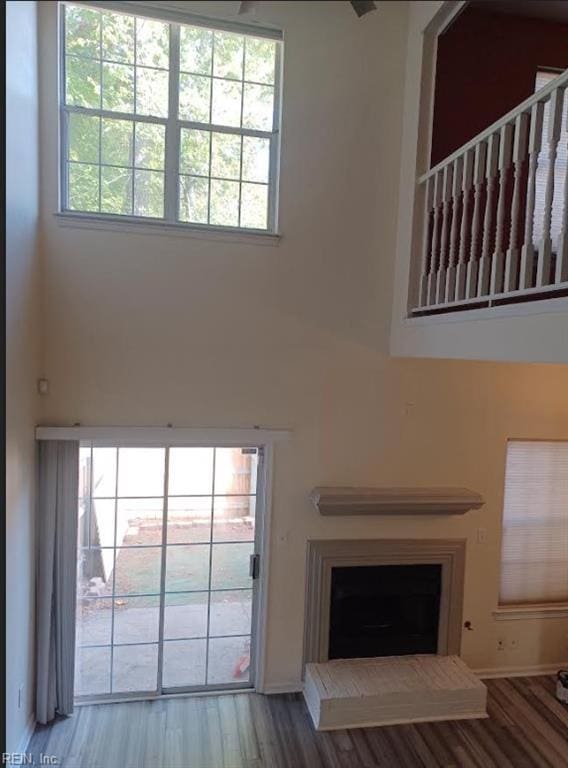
[28,675,568,767]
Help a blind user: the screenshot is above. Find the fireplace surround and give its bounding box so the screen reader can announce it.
[303,539,466,667]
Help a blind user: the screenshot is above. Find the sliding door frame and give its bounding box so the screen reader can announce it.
[67,429,277,703]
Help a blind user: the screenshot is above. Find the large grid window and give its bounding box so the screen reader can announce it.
[499,440,568,607]
[61,3,281,232]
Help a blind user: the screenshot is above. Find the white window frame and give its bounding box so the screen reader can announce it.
[36,425,289,696]
[495,438,568,621]
[75,442,263,701]
[58,1,283,236]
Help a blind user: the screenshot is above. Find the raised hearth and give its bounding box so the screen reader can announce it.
[302,534,479,732]
[304,655,488,730]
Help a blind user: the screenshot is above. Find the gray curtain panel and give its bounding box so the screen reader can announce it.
[36,440,79,724]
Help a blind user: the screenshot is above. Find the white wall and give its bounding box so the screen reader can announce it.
[390,0,568,364]
[38,0,568,691]
[6,0,41,751]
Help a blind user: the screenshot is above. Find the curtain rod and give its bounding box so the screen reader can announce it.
[35,425,290,445]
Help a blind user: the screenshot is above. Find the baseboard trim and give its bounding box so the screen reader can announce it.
[262,662,567,692]
[16,713,36,754]
[262,682,303,695]
[474,662,568,679]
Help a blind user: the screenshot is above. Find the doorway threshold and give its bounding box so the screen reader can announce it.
[75,685,255,707]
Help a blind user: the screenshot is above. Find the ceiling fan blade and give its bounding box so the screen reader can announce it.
[238,0,257,13]
[350,1,378,17]
[239,0,378,18]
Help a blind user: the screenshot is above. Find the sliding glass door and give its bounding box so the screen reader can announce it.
[75,444,262,700]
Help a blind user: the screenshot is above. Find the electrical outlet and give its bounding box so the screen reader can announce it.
[497,638,506,651]
[477,527,488,544]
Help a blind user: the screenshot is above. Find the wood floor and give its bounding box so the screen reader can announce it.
[28,676,568,767]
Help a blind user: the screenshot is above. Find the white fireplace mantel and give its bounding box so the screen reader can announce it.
[310,487,484,516]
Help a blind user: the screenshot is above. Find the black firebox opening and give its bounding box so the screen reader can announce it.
[328,564,442,660]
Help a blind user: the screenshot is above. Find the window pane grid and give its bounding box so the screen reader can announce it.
[179,174,268,185]
[65,113,166,216]
[203,449,216,685]
[97,18,102,213]
[80,539,254,550]
[237,42,245,227]
[80,587,253,598]
[178,130,270,228]
[80,634,251,650]
[64,17,171,117]
[109,449,119,693]
[66,52,169,73]
[179,70,277,89]
[177,119,273,138]
[62,2,280,232]
[63,3,170,219]
[176,26,274,229]
[66,105,168,125]
[76,443,258,697]
[206,34,215,224]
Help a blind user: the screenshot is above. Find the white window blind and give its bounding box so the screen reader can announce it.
[499,440,568,606]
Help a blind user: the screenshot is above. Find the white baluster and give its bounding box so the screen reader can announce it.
[427,171,442,305]
[490,122,514,295]
[537,87,564,286]
[436,164,453,303]
[556,89,568,284]
[504,112,529,292]
[445,157,462,302]
[419,177,433,306]
[455,150,473,301]
[466,141,487,298]
[520,101,545,288]
[477,132,500,296]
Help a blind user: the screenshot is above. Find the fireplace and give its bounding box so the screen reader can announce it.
[303,539,466,667]
[329,563,442,659]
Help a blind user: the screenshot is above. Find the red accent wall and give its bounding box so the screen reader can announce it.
[431,8,568,167]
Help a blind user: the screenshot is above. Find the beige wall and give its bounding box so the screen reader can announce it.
[38,0,568,691]
[6,0,41,751]
[390,0,568,363]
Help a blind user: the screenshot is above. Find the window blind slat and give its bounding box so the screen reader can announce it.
[499,440,568,606]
